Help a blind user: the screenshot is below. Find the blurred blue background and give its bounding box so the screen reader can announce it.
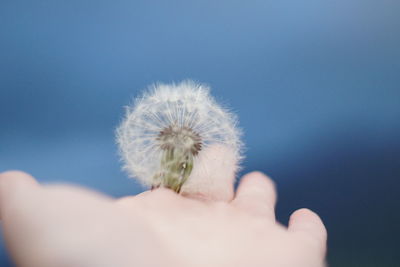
[0,1,399,266]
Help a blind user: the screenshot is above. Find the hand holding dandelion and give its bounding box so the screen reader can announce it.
[0,171,327,267]
[0,82,327,267]
[116,81,242,198]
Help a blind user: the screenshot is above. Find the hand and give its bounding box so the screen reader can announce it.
[0,171,327,267]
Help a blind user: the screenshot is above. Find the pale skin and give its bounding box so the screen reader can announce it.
[0,171,327,267]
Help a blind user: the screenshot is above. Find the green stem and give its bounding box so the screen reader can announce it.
[157,147,194,193]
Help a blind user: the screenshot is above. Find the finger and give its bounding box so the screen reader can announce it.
[180,145,236,202]
[288,208,327,256]
[0,171,39,220]
[232,171,277,220]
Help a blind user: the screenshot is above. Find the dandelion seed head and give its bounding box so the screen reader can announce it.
[116,80,243,192]
[157,125,202,155]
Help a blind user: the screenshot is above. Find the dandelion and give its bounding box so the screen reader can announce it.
[116,81,242,194]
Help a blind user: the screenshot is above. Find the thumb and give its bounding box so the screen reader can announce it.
[0,171,39,220]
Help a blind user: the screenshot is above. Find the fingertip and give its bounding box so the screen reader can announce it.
[290,208,314,220]
[289,208,327,252]
[236,171,277,204]
[233,171,277,219]
[239,171,276,192]
[289,208,325,229]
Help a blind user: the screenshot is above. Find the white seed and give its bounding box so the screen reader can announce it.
[116,80,243,192]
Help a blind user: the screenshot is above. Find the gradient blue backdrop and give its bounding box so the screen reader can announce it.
[1,1,399,266]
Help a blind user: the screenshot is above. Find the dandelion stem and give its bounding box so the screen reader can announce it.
[158,147,194,193]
